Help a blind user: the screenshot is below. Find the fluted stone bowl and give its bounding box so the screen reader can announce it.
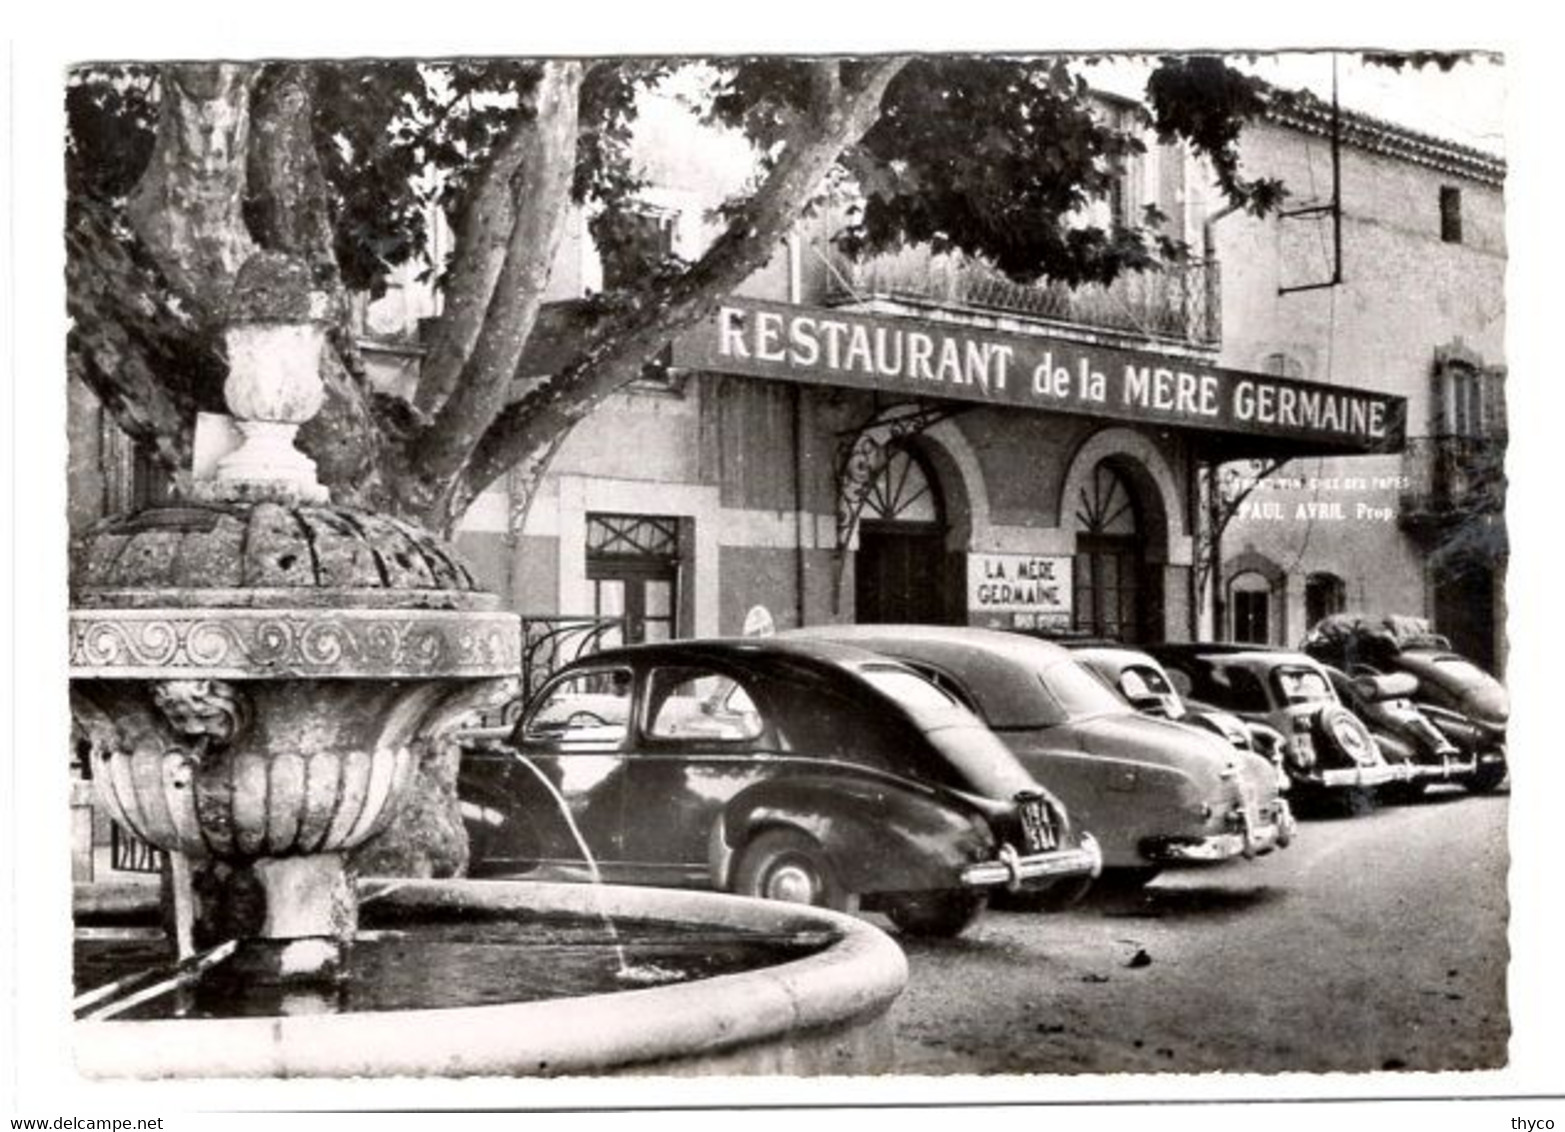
[69,500,520,959]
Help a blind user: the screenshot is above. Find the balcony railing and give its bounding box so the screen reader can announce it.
[1399,434,1507,526]
[823,248,1221,347]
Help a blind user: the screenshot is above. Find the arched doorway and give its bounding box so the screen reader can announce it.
[1072,461,1152,642]
[855,444,950,624]
[1230,570,1274,644]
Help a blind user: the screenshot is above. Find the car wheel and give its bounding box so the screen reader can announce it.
[883,890,988,938]
[1467,752,1509,794]
[732,829,848,911]
[1314,705,1379,766]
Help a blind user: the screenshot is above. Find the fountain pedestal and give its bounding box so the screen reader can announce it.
[69,252,518,982]
[69,508,520,980]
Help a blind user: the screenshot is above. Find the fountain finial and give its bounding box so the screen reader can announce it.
[196,251,333,505]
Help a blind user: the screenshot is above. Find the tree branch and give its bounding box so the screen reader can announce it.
[412,62,585,490]
[246,63,387,506]
[66,200,229,474]
[413,65,577,419]
[451,56,908,522]
[1195,456,1288,605]
[247,64,343,291]
[126,64,259,326]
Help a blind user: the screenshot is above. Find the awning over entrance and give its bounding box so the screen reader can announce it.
[670,297,1406,457]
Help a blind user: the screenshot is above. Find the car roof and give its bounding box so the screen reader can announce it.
[1151,642,1286,657]
[784,623,1074,664]
[567,635,907,677]
[1069,644,1164,670]
[781,624,1084,725]
[1153,645,1322,670]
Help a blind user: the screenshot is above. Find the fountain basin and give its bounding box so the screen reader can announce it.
[74,879,908,1078]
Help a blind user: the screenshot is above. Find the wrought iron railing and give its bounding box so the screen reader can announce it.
[1399,434,1507,525]
[469,614,628,730]
[824,248,1221,347]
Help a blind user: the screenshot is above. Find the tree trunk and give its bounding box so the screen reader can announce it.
[126,64,260,327]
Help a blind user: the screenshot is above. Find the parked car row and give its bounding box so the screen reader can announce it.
[459,637,1102,939]
[454,615,1504,940]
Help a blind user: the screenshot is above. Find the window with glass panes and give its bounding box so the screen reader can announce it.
[586,513,681,646]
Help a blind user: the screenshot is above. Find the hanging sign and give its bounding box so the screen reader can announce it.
[672,298,1406,454]
[967,553,1073,623]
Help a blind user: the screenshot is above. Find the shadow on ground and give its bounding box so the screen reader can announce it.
[1093,883,1285,920]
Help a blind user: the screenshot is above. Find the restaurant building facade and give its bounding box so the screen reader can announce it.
[71,79,1508,680]
[411,89,1410,668]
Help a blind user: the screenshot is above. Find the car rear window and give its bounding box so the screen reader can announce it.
[1037,659,1133,722]
[1118,664,1174,698]
[1272,665,1334,704]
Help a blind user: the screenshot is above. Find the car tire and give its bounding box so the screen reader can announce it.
[1314,705,1379,766]
[1467,752,1509,794]
[883,890,988,938]
[732,829,849,911]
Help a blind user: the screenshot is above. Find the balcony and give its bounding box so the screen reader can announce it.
[822,247,1222,348]
[1399,434,1507,530]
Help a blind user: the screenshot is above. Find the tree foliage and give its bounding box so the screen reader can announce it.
[66,53,1291,531]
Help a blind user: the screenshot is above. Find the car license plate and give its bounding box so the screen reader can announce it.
[1017,795,1057,853]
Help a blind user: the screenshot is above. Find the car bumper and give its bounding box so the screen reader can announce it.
[1404,755,1480,780]
[1143,800,1296,863]
[1305,763,1415,789]
[960,835,1103,891]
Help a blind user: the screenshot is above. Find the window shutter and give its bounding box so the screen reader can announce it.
[1483,365,1507,438]
[1429,358,1449,438]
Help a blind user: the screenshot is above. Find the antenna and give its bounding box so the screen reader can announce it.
[1279,53,1344,295]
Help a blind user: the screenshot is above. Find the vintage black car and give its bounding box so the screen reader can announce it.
[457,638,1101,937]
[785,626,1293,889]
[1322,666,1475,795]
[1303,614,1508,792]
[1147,644,1413,806]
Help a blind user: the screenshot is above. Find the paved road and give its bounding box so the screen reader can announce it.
[887,788,1510,1075]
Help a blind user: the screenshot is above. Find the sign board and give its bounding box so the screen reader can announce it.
[673,298,1406,454]
[742,605,776,638]
[967,553,1073,623]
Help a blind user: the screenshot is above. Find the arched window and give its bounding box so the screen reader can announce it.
[1262,351,1306,380]
[1073,462,1144,642]
[863,446,940,523]
[1305,572,1347,630]
[1230,571,1273,644]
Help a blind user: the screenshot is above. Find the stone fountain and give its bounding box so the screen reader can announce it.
[68,252,905,1077]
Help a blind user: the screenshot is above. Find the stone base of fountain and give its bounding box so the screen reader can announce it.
[74,878,908,1078]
